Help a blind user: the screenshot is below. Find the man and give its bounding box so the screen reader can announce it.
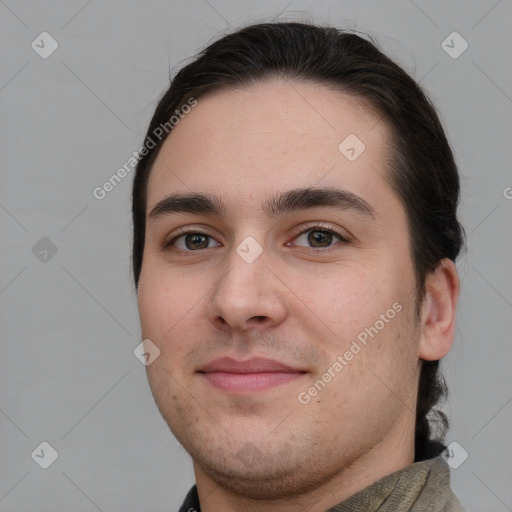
[132,22,466,511]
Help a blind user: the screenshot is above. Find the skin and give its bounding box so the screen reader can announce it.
[137,79,459,511]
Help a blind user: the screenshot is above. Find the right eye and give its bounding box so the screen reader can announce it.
[166,231,221,251]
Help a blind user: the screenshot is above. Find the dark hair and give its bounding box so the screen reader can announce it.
[132,22,464,457]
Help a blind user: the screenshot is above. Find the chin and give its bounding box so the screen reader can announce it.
[198,455,328,500]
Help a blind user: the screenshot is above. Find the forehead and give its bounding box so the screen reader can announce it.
[146,79,395,217]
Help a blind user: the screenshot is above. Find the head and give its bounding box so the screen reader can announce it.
[132,22,463,499]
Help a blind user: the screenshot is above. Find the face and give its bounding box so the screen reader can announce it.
[137,79,423,499]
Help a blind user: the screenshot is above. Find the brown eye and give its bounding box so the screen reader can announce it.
[167,232,219,251]
[293,227,346,250]
[184,233,210,250]
[308,230,334,247]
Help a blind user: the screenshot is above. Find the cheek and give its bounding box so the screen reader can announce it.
[295,261,414,381]
[137,261,204,348]
[303,297,418,428]
[292,260,397,335]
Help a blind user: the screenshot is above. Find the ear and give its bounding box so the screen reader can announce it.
[418,258,460,361]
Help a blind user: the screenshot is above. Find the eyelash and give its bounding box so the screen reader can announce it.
[163,223,350,254]
[289,223,349,254]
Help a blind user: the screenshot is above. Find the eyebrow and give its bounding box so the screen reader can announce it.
[148,187,376,221]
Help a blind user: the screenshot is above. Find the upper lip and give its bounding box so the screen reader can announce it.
[199,357,305,374]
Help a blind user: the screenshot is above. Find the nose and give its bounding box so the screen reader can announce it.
[206,243,288,332]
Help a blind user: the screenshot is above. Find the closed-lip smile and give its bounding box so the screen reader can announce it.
[198,357,307,393]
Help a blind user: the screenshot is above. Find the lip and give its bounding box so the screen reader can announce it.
[199,357,303,374]
[198,357,306,393]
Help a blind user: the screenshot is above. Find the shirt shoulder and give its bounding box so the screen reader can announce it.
[178,484,200,512]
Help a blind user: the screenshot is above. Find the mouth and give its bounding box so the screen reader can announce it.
[197,357,307,393]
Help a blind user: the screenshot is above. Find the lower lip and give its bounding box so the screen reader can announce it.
[200,371,304,393]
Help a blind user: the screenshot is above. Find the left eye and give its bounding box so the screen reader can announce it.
[293,228,346,249]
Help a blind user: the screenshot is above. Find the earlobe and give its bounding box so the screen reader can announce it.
[418,259,460,361]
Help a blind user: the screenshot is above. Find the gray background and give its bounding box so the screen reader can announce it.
[1,0,511,510]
